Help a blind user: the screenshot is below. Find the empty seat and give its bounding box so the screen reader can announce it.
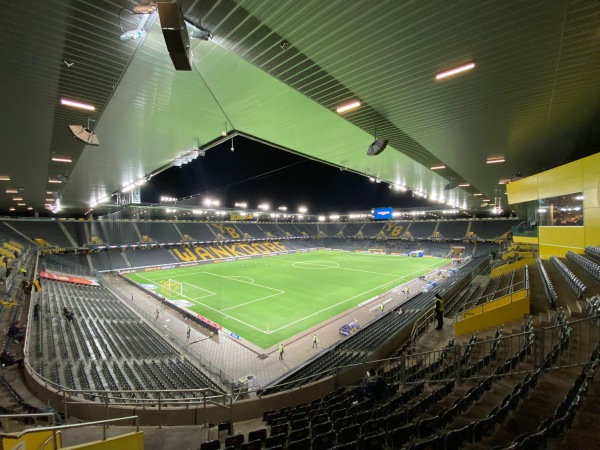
[312,430,336,450]
[248,428,267,443]
[224,434,244,449]
[200,440,221,450]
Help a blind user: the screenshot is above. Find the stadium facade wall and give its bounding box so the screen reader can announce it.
[507,152,600,258]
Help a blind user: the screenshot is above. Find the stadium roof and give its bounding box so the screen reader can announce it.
[1,0,599,215]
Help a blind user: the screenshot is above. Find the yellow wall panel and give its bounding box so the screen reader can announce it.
[584,207,600,227]
[538,227,584,258]
[513,236,538,245]
[585,226,600,247]
[584,187,599,208]
[455,295,530,337]
[583,154,600,190]
[507,174,539,204]
[3,431,59,450]
[63,432,143,450]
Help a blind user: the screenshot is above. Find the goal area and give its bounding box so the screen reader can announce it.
[160,279,182,298]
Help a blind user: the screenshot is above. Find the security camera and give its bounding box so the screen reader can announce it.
[280,40,289,51]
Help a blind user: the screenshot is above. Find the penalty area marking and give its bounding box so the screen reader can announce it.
[292,261,340,269]
[225,276,255,284]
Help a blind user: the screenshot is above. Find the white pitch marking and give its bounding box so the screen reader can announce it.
[269,260,444,333]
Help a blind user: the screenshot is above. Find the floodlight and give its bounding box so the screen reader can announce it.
[69,125,100,146]
[367,138,389,156]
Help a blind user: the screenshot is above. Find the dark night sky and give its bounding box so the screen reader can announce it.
[142,136,432,215]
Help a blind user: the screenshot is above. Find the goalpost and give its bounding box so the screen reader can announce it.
[160,279,183,298]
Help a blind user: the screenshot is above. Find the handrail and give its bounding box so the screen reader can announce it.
[458,278,528,315]
[410,305,435,351]
[0,415,139,450]
[0,412,56,433]
[53,387,233,426]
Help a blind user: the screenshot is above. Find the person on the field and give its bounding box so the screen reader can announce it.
[279,343,284,360]
[312,334,318,348]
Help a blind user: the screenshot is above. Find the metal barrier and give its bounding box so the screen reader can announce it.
[53,387,233,427]
[457,276,529,320]
[0,415,139,450]
[0,412,56,433]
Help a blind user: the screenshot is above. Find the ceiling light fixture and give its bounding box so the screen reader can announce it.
[486,157,505,164]
[6,189,18,194]
[458,183,470,187]
[474,193,482,196]
[60,98,95,111]
[0,176,11,181]
[17,203,26,206]
[431,165,446,170]
[69,124,100,146]
[51,156,72,163]
[12,197,23,201]
[336,100,361,114]
[436,62,476,80]
[48,178,62,184]
[133,3,157,14]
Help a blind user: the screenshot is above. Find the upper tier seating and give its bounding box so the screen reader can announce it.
[136,222,181,243]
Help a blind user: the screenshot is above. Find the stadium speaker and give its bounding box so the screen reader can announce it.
[367,138,389,156]
[157,2,192,71]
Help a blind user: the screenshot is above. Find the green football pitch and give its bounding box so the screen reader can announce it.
[125,251,449,349]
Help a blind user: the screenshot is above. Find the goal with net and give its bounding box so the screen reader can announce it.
[160,279,182,298]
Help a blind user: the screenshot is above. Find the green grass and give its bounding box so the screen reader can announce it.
[125,251,449,348]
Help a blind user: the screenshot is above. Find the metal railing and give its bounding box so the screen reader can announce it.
[0,415,139,450]
[457,276,529,320]
[53,387,232,427]
[0,412,56,433]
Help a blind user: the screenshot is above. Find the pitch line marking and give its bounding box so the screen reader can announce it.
[226,276,255,283]
[136,274,266,333]
[269,260,444,333]
[220,291,286,312]
[202,271,285,294]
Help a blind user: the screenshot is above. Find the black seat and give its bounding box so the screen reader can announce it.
[334,416,353,433]
[265,433,286,449]
[388,423,415,448]
[219,420,233,436]
[333,442,358,450]
[224,434,244,449]
[287,437,311,450]
[248,428,267,443]
[443,425,471,450]
[200,439,221,450]
[292,418,310,431]
[289,427,310,443]
[240,440,261,450]
[361,418,383,436]
[270,423,288,437]
[312,421,332,437]
[338,424,360,445]
[312,430,336,450]
[359,431,386,449]
[385,411,406,431]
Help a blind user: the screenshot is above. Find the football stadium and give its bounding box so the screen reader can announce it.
[1,1,600,449]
